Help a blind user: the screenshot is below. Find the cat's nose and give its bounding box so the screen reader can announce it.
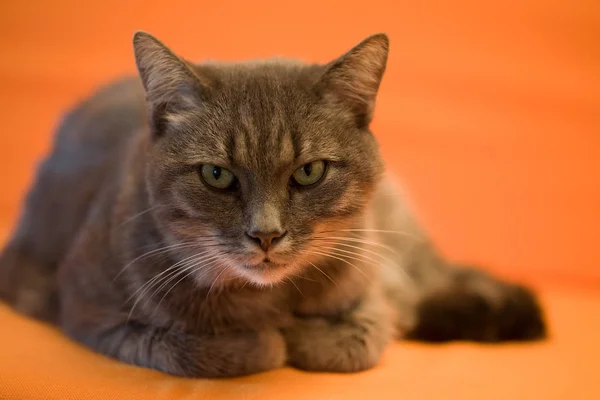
[247,230,286,252]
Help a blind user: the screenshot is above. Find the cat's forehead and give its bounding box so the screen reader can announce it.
[210,95,338,174]
[195,59,322,88]
[183,61,345,170]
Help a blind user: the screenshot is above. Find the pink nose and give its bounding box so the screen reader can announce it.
[247,230,286,251]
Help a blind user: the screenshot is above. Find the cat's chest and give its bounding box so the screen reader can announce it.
[169,284,294,334]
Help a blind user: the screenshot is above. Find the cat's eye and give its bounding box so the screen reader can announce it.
[292,160,326,186]
[200,164,236,190]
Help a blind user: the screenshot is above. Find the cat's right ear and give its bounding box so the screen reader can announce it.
[132,31,208,136]
[317,34,389,128]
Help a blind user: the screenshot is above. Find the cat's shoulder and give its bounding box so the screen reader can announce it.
[54,77,147,147]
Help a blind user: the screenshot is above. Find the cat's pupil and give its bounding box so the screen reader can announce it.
[303,163,312,176]
[212,167,222,180]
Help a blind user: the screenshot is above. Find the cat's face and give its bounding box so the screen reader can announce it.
[134,32,388,285]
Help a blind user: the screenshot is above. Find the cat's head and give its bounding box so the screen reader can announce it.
[133,32,388,286]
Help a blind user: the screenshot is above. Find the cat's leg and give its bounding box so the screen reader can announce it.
[0,157,91,322]
[57,247,287,377]
[60,308,287,377]
[0,242,59,323]
[0,105,112,321]
[404,251,547,342]
[282,286,394,373]
[373,176,547,342]
[384,240,547,342]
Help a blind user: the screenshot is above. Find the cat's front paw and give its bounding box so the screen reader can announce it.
[282,317,385,373]
[184,329,287,377]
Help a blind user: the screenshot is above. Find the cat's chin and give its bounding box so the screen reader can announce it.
[236,261,298,287]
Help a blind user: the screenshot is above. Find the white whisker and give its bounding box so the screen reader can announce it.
[239,279,250,291]
[287,277,303,297]
[320,228,422,240]
[115,204,164,229]
[126,251,219,319]
[153,258,223,314]
[302,258,338,286]
[206,268,229,299]
[113,241,201,282]
[315,245,384,267]
[305,250,371,281]
[313,235,401,257]
[125,250,212,305]
[313,241,412,282]
[148,253,221,301]
[290,272,318,283]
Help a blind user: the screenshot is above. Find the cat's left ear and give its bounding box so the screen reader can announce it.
[133,31,209,136]
[318,34,389,127]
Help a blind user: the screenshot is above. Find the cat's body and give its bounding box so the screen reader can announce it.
[0,33,545,377]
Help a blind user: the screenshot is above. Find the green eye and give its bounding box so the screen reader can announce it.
[200,164,236,190]
[292,160,326,186]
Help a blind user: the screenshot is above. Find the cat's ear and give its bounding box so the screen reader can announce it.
[318,33,389,127]
[132,31,208,136]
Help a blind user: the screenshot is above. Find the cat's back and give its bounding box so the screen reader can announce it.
[19,75,147,245]
[35,76,149,242]
[38,76,148,216]
[0,77,148,320]
[53,77,147,157]
[33,76,148,231]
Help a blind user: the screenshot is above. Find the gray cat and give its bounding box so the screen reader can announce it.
[0,32,545,377]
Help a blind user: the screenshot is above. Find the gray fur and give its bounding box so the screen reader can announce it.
[0,32,545,377]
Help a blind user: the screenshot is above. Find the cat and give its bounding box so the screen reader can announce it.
[0,32,546,378]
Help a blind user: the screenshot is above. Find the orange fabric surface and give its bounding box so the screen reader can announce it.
[0,288,599,400]
[0,0,599,399]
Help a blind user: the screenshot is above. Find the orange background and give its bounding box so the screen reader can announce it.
[1,0,599,399]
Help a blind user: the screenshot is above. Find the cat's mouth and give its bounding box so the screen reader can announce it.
[247,259,285,270]
[234,256,299,285]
